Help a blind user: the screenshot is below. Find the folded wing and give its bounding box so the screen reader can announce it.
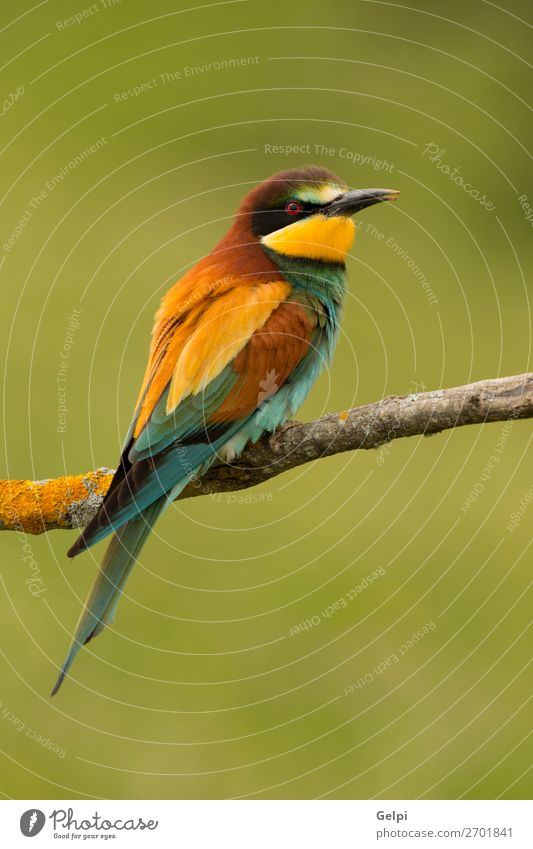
[68,278,318,557]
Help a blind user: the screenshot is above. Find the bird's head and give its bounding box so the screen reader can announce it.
[239,166,399,265]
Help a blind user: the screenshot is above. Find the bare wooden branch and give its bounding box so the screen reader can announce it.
[1,372,531,535]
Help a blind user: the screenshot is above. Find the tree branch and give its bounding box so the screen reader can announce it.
[1,372,531,535]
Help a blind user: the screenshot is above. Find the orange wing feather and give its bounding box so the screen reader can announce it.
[167,280,290,412]
[133,270,290,437]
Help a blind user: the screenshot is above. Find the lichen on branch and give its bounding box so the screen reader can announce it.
[0,469,113,534]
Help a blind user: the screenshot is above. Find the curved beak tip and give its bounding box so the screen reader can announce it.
[325,187,401,217]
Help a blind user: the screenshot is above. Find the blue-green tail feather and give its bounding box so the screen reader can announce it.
[51,498,166,696]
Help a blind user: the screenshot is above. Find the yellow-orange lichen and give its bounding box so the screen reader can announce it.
[0,469,113,534]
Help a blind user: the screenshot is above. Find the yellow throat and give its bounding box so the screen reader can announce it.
[261,215,356,263]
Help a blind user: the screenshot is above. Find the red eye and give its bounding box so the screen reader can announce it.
[285,200,303,215]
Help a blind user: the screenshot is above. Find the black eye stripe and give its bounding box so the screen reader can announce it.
[251,198,324,237]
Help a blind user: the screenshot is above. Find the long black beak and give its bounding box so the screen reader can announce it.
[325,188,400,217]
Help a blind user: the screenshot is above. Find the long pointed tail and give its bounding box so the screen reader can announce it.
[52,498,166,696]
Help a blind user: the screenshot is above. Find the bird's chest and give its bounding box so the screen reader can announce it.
[286,263,346,362]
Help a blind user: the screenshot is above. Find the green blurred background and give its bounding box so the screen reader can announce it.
[0,0,531,800]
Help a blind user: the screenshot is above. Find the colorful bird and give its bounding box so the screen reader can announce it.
[52,166,398,694]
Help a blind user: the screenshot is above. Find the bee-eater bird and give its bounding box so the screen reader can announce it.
[52,166,398,694]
